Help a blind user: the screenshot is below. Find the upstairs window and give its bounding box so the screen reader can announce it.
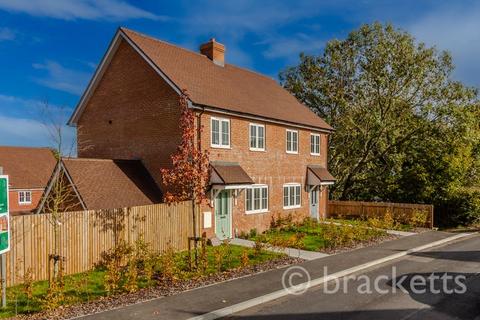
[211,117,230,148]
[246,185,268,213]
[310,133,320,156]
[286,129,298,154]
[283,184,301,209]
[18,191,32,205]
[249,123,265,151]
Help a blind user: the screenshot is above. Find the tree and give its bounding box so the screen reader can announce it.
[39,101,79,281]
[281,23,480,226]
[161,90,210,263]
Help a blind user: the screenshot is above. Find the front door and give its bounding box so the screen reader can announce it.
[215,190,231,240]
[310,186,319,220]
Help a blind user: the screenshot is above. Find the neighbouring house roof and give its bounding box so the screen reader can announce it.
[0,146,57,190]
[210,162,254,185]
[56,158,162,211]
[69,28,333,132]
[307,165,336,185]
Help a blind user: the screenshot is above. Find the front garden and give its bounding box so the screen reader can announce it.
[240,212,421,253]
[2,241,291,319]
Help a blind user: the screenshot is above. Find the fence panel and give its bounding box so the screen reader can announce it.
[4,201,198,286]
[327,200,434,228]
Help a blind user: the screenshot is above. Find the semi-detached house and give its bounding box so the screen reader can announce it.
[68,27,335,240]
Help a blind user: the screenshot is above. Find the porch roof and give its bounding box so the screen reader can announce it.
[307,165,336,186]
[210,162,254,185]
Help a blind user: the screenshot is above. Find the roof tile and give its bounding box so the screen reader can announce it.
[121,28,333,131]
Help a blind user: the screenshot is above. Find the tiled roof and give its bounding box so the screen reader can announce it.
[62,158,162,210]
[120,28,333,131]
[211,162,254,185]
[0,146,56,189]
[308,165,336,183]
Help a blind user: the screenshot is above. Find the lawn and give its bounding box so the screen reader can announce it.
[248,218,390,252]
[0,244,282,319]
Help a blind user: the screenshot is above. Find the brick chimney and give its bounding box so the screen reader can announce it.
[200,38,225,66]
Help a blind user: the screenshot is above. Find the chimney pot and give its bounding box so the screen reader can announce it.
[200,38,225,66]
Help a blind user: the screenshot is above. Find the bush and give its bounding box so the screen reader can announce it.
[436,189,480,227]
[409,210,429,228]
[270,213,294,230]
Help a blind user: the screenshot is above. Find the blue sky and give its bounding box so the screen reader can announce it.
[1,0,479,153]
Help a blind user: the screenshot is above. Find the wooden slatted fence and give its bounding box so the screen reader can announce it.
[327,200,434,228]
[5,201,199,286]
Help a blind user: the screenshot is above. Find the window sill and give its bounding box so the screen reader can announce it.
[283,205,301,210]
[19,203,32,206]
[249,148,266,152]
[245,209,269,215]
[310,153,320,156]
[286,151,299,155]
[211,145,231,149]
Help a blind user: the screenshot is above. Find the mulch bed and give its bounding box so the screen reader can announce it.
[320,233,399,255]
[10,256,302,320]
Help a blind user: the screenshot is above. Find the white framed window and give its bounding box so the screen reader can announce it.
[18,191,32,205]
[286,129,298,154]
[211,117,230,148]
[245,185,268,213]
[283,183,301,209]
[249,123,265,151]
[310,133,321,156]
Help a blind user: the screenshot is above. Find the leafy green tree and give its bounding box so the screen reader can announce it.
[281,23,479,226]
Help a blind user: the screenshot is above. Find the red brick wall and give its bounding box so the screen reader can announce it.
[198,111,331,237]
[76,39,182,188]
[9,190,43,214]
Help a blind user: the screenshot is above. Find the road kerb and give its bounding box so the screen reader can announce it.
[188,232,474,320]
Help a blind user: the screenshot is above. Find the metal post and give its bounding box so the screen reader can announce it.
[0,166,5,308]
[0,255,5,308]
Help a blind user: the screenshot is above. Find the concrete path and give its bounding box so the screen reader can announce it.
[230,238,329,261]
[76,231,471,320]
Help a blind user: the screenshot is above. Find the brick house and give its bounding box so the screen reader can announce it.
[68,28,335,239]
[0,146,56,215]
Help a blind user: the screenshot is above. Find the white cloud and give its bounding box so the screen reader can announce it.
[0,115,76,154]
[0,94,71,119]
[179,0,334,67]
[408,3,480,87]
[0,0,166,21]
[0,27,15,41]
[32,60,91,95]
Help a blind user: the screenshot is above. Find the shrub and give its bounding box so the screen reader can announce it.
[249,228,258,239]
[124,260,138,293]
[410,210,429,228]
[240,249,250,268]
[159,245,179,282]
[43,262,65,310]
[253,237,265,257]
[102,241,133,295]
[383,210,395,229]
[270,213,294,230]
[22,267,34,301]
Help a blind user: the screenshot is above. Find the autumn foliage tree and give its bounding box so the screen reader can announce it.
[161,90,210,263]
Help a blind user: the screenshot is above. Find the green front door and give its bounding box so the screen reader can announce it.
[215,190,231,240]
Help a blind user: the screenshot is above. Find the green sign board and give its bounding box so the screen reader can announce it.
[0,178,7,214]
[0,176,10,254]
